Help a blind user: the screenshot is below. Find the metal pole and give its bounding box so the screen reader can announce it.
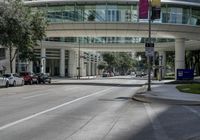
[147,1,152,91]
[17,49,20,74]
[78,38,81,79]
[159,55,163,81]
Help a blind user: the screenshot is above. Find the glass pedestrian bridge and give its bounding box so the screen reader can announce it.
[25,0,200,26]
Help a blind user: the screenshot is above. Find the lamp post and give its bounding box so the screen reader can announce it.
[77,37,81,79]
[159,55,163,81]
[139,0,160,91]
[147,0,152,91]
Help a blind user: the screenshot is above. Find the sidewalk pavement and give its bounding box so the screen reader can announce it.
[133,82,200,105]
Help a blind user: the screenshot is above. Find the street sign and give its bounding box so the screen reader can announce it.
[145,43,154,57]
[177,69,194,80]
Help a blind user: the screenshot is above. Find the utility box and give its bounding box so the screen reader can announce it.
[177,69,194,80]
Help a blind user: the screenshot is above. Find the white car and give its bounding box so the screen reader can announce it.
[3,73,24,87]
[0,76,9,88]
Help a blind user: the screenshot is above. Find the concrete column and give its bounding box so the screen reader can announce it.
[60,48,65,77]
[80,52,86,77]
[96,62,98,76]
[68,50,77,78]
[87,60,91,76]
[159,51,166,78]
[41,48,46,73]
[92,62,95,76]
[175,38,185,79]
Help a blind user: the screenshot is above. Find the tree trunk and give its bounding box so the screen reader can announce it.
[9,45,13,73]
[9,46,18,73]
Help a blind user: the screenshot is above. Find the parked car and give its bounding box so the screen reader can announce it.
[0,76,9,88]
[20,72,33,85]
[135,71,147,77]
[3,73,24,86]
[102,72,109,77]
[32,74,39,84]
[36,73,51,84]
[135,71,143,77]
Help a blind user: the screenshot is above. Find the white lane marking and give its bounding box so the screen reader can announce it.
[184,106,200,117]
[144,103,172,140]
[0,87,114,131]
[23,86,78,99]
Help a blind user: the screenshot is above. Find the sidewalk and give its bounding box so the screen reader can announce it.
[133,82,200,105]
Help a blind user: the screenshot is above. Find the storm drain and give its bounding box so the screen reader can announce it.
[99,97,131,102]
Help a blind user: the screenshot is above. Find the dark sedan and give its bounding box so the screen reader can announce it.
[36,73,51,84]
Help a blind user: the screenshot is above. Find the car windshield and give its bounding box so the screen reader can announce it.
[20,72,30,76]
[3,74,11,78]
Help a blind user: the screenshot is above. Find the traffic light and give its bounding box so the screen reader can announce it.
[151,0,161,20]
[151,7,161,19]
[151,0,161,7]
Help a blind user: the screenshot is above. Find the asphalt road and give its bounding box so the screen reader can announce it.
[0,79,200,140]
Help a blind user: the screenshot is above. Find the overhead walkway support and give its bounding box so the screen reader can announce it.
[175,38,185,80]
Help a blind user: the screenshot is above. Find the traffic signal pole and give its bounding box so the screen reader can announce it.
[147,1,152,91]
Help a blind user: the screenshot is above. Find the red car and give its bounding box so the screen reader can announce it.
[20,72,33,85]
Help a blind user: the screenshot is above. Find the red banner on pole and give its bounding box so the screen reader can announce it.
[139,0,149,19]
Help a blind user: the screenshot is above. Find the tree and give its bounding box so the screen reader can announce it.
[97,61,108,70]
[186,50,200,76]
[102,53,116,72]
[0,0,47,73]
[117,53,133,73]
[102,52,134,74]
[166,51,175,72]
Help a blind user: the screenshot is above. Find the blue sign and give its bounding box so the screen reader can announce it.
[177,69,194,80]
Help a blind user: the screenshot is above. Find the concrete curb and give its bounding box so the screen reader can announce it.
[50,82,144,87]
[132,86,200,105]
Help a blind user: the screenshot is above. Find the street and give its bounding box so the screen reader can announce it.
[0,78,200,140]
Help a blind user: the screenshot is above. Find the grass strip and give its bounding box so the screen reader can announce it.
[176,84,200,94]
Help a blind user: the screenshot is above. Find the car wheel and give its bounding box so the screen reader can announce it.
[5,81,9,88]
[21,80,24,86]
[13,81,16,87]
[48,80,51,84]
[29,80,32,85]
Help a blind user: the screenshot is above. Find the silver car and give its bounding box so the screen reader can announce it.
[3,73,24,87]
[0,76,9,88]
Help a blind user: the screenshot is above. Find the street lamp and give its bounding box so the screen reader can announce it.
[147,0,152,91]
[159,55,163,81]
[146,0,161,91]
[77,37,81,79]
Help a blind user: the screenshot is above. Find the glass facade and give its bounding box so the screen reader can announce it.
[45,37,175,44]
[30,2,200,26]
[33,4,138,23]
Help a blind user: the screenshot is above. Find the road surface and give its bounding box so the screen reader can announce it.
[0,78,200,140]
